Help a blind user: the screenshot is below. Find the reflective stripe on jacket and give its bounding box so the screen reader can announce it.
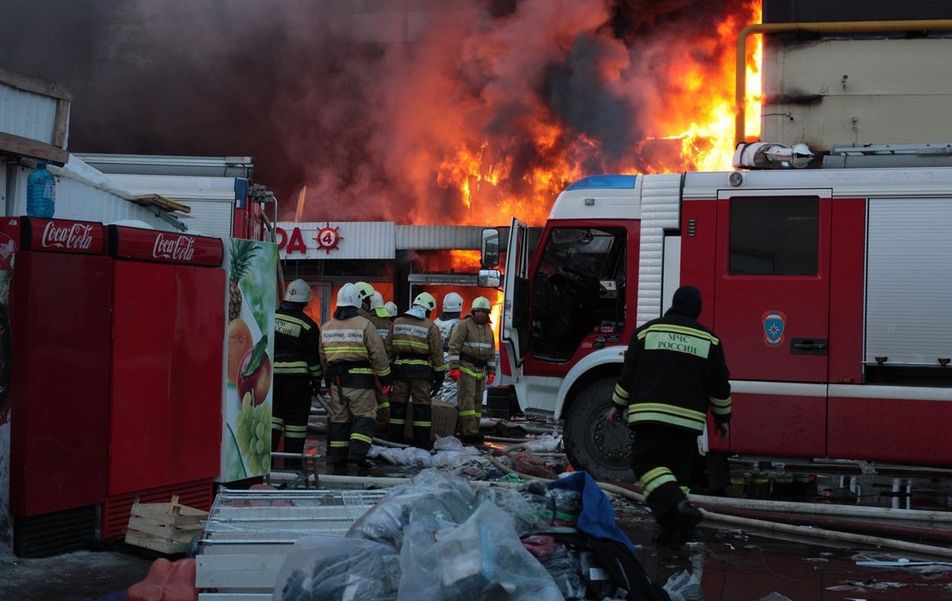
[319,315,391,388]
[613,313,731,432]
[274,308,322,379]
[447,316,496,378]
[392,315,446,380]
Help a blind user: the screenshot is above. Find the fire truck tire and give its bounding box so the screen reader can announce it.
[563,377,635,482]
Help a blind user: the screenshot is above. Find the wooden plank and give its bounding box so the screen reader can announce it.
[196,554,286,589]
[127,517,199,544]
[125,531,190,555]
[53,98,70,148]
[130,513,204,532]
[0,67,72,100]
[0,132,69,165]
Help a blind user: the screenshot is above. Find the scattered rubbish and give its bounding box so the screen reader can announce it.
[826,580,907,592]
[273,469,688,601]
[275,537,400,601]
[486,422,529,439]
[519,433,563,453]
[127,558,197,601]
[853,552,952,577]
[758,593,793,601]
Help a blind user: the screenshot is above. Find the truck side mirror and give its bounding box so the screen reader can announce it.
[481,228,500,269]
[477,269,502,289]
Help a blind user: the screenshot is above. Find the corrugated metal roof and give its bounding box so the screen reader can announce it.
[109,174,236,238]
[0,83,57,146]
[77,153,254,178]
[395,225,484,250]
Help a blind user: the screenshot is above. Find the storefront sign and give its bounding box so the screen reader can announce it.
[276,221,395,260]
[109,226,223,267]
[22,218,105,255]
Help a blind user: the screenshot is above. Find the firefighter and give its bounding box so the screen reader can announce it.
[433,292,463,403]
[389,292,446,447]
[320,283,391,475]
[368,291,394,433]
[606,285,731,546]
[271,279,322,470]
[446,296,496,443]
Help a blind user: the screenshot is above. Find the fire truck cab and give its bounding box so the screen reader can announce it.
[494,159,952,480]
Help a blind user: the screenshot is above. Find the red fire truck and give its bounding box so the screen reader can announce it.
[489,148,952,480]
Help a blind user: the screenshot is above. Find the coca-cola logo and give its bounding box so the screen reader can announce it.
[152,233,196,262]
[41,221,94,251]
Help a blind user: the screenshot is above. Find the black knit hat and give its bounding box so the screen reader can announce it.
[671,285,702,319]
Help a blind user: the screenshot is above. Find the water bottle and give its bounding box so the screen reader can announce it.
[26,162,55,218]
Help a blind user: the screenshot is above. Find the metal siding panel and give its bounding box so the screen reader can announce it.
[395,225,483,249]
[866,199,952,364]
[637,174,682,326]
[8,165,175,230]
[0,84,57,145]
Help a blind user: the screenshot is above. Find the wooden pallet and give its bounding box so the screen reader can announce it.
[124,495,208,554]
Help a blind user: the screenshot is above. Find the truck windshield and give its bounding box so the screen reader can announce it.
[530,226,626,362]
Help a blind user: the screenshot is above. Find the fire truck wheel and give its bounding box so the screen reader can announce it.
[563,377,636,482]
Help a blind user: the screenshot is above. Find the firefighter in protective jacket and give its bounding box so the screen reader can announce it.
[447,296,496,442]
[320,283,391,475]
[354,282,392,430]
[433,292,463,403]
[607,285,731,545]
[271,279,323,470]
[389,292,447,447]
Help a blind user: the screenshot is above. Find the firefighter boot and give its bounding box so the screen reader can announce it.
[675,499,703,540]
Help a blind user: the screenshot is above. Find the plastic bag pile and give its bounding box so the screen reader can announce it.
[272,469,699,601]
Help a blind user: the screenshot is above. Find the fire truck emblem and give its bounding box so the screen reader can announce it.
[314,224,342,254]
[762,310,787,347]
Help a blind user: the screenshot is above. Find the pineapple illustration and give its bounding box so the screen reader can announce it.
[229,240,258,321]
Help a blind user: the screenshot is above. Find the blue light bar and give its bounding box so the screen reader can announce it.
[565,174,637,191]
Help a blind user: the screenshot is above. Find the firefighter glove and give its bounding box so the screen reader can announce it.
[380,383,392,396]
[448,368,461,381]
[486,373,495,385]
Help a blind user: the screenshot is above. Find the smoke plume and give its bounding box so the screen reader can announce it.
[0,0,758,225]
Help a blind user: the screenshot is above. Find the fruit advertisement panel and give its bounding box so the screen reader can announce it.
[220,239,277,482]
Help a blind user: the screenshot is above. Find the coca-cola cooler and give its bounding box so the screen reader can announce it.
[101,226,225,539]
[7,217,113,556]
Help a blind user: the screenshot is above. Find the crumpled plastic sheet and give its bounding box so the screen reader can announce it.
[826,580,907,592]
[347,469,479,550]
[273,536,400,601]
[398,501,563,601]
[519,433,563,453]
[367,437,507,479]
[663,570,703,601]
[538,547,586,599]
[852,552,952,577]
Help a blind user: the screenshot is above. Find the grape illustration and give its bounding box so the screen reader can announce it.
[236,393,272,474]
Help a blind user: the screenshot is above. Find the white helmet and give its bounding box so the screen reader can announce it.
[336,283,361,309]
[284,279,311,303]
[384,301,398,316]
[369,292,385,310]
[442,292,463,313]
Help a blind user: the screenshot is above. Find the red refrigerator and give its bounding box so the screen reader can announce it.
[101,226,225,538]
[8,217,113,555]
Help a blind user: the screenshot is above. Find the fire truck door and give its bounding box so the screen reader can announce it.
[714,192,832,383]
[502,217,529,372]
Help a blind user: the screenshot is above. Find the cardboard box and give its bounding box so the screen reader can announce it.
[431,400,459,440]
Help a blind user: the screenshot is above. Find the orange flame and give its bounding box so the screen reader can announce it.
[428,1,761,226]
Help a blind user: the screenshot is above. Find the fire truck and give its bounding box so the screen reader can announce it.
[482,4,952,480]
[487,153,952,480]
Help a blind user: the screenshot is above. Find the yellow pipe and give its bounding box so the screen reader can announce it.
[735,19,952,148]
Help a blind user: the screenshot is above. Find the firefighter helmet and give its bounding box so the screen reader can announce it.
[472,296,491,311]
[284,279,312,303]
[412,292,437,312]
[384,301,398,316]
[442,292,463,313]
[354,281,375,302]
[369,291,385,310]
[337,283,361,309]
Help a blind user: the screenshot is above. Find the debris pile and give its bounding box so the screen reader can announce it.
[272,469,701,601]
